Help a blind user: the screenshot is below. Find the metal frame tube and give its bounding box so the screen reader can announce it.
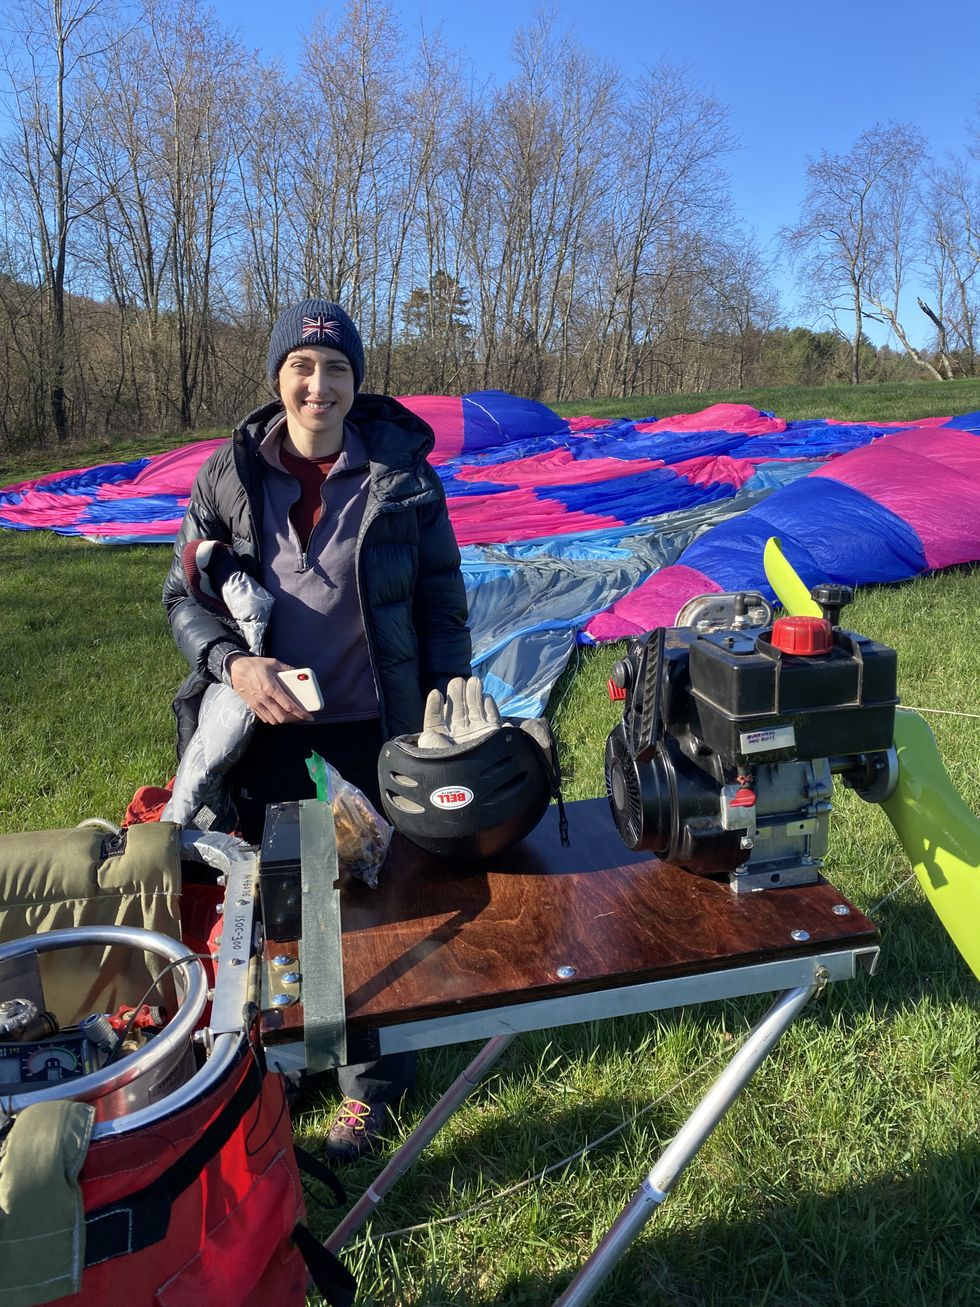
[325,1033,516,1254]
[1,833,263,1139]
[90,1031,242,1139]
[554,982,817,1307]
[0,925,207,1113]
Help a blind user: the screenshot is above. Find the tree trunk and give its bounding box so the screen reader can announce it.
[917,297,955,378]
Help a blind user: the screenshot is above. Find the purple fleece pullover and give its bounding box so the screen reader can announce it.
[257,418,379,722]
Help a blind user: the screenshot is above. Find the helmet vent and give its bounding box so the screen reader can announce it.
[390,771,419,788]
[386,792,426,814]
[487,771,532,802]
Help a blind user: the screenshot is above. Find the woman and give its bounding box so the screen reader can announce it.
[163,298,471,1159]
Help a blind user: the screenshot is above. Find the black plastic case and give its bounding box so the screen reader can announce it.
[685,626,898,762]
[258,802,303,941]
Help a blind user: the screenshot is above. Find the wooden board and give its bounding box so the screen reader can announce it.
[262,798,877,1039]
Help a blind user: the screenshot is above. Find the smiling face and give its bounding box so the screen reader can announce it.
[276,345,356,456]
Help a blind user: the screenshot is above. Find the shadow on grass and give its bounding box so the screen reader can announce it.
[520,1141,980,1307]
[854,898,980,1010]
[325,1139,980,1307]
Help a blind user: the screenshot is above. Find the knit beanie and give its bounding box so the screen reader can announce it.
[266,299,365,391]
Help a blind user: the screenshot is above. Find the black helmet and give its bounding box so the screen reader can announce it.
[378,718,567,861]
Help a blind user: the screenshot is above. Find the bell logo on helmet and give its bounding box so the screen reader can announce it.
[431,785,474,809]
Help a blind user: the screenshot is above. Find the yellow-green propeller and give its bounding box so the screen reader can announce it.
[762,537,822,617]
[763,536,980,980]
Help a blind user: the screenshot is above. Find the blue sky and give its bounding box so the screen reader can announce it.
[214,1,980,346]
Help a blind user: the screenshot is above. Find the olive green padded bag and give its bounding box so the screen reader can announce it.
[0,1099,95,1307]
[0,823,182,1023]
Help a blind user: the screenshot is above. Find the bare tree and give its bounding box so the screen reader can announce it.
[0,0,114,442]
[577,65,734,399]
[295,1,406,332]
[77,0,251,428]
[452,15,618,398]
[920,156,980,375]
[402,40,485,392]
[858,129,940,378]
[84,20,176,427]
[703,235,781,390]
[7,2,948,446]
[231,63,297,333]
[154,0,247,426]
[783,122,927,384]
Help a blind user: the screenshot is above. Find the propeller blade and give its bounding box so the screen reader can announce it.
[762,537,821,616]
[881,709,980,980]
[762,535,979,978]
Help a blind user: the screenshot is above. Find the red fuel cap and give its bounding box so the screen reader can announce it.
[771,615,833,655]
[607,677,627,701]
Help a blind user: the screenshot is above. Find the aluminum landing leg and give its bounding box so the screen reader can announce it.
[325,1032,516,1255]
[554,981,819,1307]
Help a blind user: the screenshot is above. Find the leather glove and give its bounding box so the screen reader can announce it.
[417,676,503,750]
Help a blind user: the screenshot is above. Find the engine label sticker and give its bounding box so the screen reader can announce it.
[430,785,475,809]
[740,725,796,753]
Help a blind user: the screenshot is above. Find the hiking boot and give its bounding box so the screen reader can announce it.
[324,1096,389,1162]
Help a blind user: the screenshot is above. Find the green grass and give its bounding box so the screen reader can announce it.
[552,376,980,424]
[0,427,226,487]
[0,532,183,828]
[1,385,979,1305]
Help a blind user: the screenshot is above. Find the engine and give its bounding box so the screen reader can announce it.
[605,587,900,892]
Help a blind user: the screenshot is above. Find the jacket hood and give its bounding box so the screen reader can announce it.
[234,392,440,508]
[235,392,435,466]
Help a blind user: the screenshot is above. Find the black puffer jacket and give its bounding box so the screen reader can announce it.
[163,393,471,755]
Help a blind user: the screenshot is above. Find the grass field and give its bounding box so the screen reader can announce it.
[552,376,980,424]
[1,381,978,1306]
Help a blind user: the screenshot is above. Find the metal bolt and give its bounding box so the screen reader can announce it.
[272,993,297,1007]
[272,955,295,968]
[791,929,810,942]
[282,971,302,986]
[228,957,243,967]
[832,904,851,916]
[236,898,249,907]
[556,965,577,979]
[215,903,224,915]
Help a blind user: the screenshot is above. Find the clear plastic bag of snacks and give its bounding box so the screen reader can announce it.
[306,752,393,888]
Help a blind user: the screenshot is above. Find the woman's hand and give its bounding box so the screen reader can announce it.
[227,655,314,725]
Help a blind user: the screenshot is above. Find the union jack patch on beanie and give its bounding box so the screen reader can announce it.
[267,299,364,391]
